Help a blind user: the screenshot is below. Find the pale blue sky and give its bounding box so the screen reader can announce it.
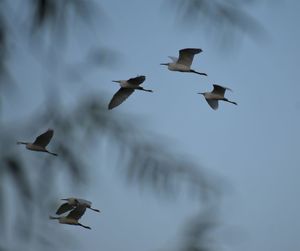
[4,1,300,251]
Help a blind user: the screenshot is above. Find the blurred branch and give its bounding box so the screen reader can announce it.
[30,0,98,33]
[179,208,220,251]
[167,0,267,47]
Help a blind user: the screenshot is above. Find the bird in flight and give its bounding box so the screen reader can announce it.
[17,129,57,156]
[198,84,237,110]
[160,48,207,76]
[56,197,100,215]
[108,75,152,110]
[50,204,91,230]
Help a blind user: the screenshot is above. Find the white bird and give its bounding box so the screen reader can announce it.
[17,129,57,156]
[198,84,237,110]
[50,204,91,230]
[108,75,153,110]
[160,48,207,76]
[56,197,100,215]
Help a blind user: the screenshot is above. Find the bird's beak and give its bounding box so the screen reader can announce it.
[197,92,205,95]
[160,63,168,66]
[61,199,68,201]
[112,80,120,83]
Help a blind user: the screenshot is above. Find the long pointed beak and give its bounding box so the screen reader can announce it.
[160,63,168,66]
[17,141,27,145]
[112,80,120,83]
[197,92,205,95]
[61,199,68,201]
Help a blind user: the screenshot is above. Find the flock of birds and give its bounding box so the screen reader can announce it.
[18,129,99,229]
[16,48,237,230]
[108,48,237,110]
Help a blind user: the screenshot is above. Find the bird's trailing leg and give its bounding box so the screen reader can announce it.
[47,150,58,156]
[78,223,91,230]
[223,98,237,106]
[137,87,153,92]
[190,70,207,76]
[89,207,101,213]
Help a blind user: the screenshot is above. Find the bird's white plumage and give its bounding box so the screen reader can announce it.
[199,84,237,110]
[17,129,57,156]
[161,48,207,76]
[108,75,152,110]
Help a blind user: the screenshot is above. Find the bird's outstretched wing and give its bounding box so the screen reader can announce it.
[177,48,202,67]
[206,99,219,110]
[56,203,75,215]
[127,75,146,86]
[108,88,134,109]
[212,84,232,96]
[66,205,87,220]
[33,129,54,147]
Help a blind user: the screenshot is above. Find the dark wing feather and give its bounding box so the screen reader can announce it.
[206,99,219,110]
[127,75,146,86]
[33,129,54,147]
[212,84,231,96]
[66,205,87,220]
[56,203,75,215]
[108,88,134,110]
[178,48,202,67]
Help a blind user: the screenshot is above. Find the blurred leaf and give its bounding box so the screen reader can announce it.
[166,0,266,47]
[178,209,220,251]
[4,157,33,202]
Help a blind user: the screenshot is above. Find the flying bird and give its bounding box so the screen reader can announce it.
[108,75,152,110]
[17,129,57,156]
[160,48,207,76]
[50,205,91,230]
[56,197,100,215]
[198,84,237,110]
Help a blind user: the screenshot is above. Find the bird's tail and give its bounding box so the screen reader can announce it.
[191,70,207,76]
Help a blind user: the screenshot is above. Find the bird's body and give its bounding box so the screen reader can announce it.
[161,48,207,76]
[199,84,237,110]
[17,129,57,156]
[56,197,100,215]
[25,143,49,152]
[50,205,91,229]
[108,75,152,110]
